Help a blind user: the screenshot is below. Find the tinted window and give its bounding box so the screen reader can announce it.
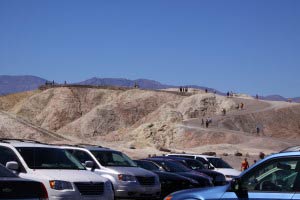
[17,147,85,170]
[156,160,191,172]
[136,160,160,171]
[91,150,137,167]
[0,164,17,177]
[241,157,300,192]
[207,157,232,168]
[67,149,99,169]
[185,159,205,170]
[0,146,19,166]
[195,157,210,165]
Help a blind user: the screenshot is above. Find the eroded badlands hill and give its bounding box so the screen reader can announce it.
[0,86,299,155]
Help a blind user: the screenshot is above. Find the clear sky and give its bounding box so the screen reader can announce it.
[0,0,299,97]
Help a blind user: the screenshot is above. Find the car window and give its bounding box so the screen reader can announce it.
[0,146,19,166]
[17,147,85,170]
[157,160,191,172]
[185,159,205,170]
[0,146,25,172]
[195,157,210,165]
[240,157,300,192]
[91,150,137,167]
[67,149,99,169]
[136,160,160,171]
[0,164,17,177]
[207,157,232,168]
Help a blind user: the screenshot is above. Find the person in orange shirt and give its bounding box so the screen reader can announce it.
[241,158,249,171]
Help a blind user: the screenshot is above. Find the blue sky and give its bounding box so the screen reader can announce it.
[0,0,299,97]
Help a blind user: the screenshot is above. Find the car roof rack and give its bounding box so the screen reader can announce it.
[75,143,109,149]
[0,138,43,144]
[57,143,109,149]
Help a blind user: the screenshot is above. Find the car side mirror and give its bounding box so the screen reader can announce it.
[6,161,19,173]
[231,178,248,198]
[85,161,95,171]
[159,166,164,171]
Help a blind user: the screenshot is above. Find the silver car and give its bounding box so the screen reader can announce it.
[165,151,300,200]
[64,145,161,199]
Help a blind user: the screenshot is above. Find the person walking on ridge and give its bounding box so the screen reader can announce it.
[241,158,249,171]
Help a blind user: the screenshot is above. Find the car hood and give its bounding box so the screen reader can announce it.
[33,169,108,182]
[153,171,195,182]
[108,166,157,177]
[178,171,210,180]
[168,184,230,199]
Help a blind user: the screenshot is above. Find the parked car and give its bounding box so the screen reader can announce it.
[156,156,226,186]
[0,163,48,199]
[164,151,300,200]
[134,159,200,198]
[0,139,114,200]
[142,157,213,188]
[167,153,240,180]
[63,145,161,199]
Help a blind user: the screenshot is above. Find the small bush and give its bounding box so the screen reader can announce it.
[202,152,216,156]
[234,151,243,156]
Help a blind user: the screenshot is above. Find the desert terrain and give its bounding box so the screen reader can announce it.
[0,85,299,169]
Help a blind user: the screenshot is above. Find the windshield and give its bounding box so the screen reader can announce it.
[0,164,17,177]
[91,150,137,167]
[136,160,160,171]
[207,157,232,168]
[16,147,85,170]
[156,160,191,172]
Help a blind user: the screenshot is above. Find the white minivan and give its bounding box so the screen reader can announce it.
[0,139,114,200]
[167,154,240,180]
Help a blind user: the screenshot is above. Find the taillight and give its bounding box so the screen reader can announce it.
[39,183,49,200]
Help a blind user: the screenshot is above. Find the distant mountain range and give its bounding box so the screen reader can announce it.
[78,77,222,94]
[78,77,172,90]
[0,75,47,95]
[0,75,299,102]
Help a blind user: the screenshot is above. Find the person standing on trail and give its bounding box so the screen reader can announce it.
[222,108,226,116]
[227,92,230,97]
[205,118,209,128]
[240,102,244,110]
[205,89,208,93]
[259,152,265,160]
[256,126,260,134]
[241,158,249,171]
[256,94,259,100]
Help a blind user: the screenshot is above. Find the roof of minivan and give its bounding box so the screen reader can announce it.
[168,153,217,158]
[79,145,119,152]
[0,140,60,148]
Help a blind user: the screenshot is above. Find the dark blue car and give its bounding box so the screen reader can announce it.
[165,152,300,200]
[156,156,226,186]
[142,157,213,188]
